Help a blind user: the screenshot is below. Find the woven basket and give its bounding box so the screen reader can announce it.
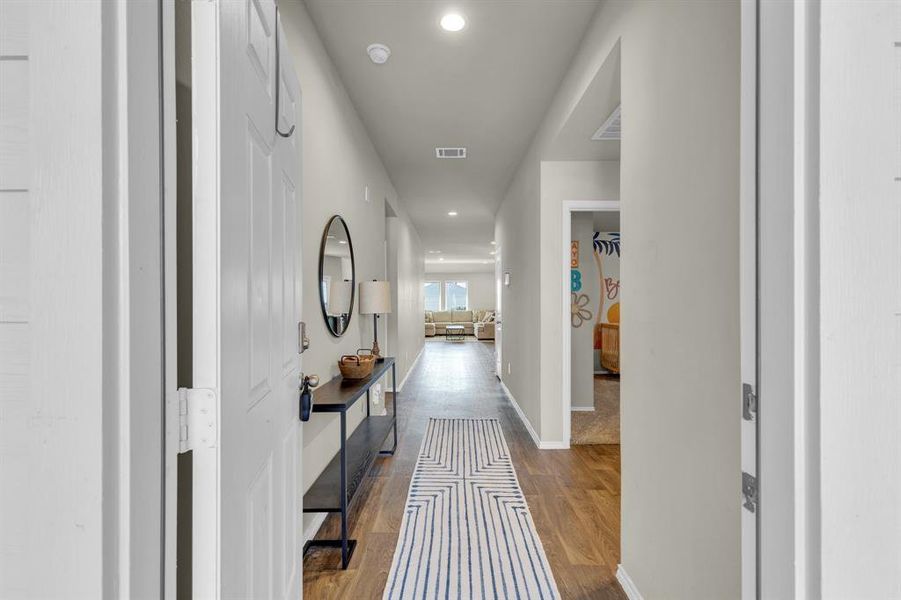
[338,353,375,380]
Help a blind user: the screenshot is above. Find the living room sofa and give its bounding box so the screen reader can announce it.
[474,319,495,341]
[425,309,495,339]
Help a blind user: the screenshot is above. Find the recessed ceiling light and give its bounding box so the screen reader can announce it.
[490,241,496,245]
[428,250,442,254]
[366,43,391,65]
[447,211,458,216]
[440,13,466,32]
[489,251,496,255]
[338,240,347,244]
[327,235,335,239]
[438,257,445,261]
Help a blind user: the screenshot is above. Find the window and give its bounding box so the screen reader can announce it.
[424,281,441,311]
[444,280,469,310]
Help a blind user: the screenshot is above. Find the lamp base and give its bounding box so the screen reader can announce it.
[371,339,383,361]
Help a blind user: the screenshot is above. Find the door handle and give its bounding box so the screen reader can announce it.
[299,373,319,422]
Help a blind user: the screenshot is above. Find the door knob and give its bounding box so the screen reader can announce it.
[299,373,319,422]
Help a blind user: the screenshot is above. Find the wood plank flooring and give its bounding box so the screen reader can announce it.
[303,339,625,599]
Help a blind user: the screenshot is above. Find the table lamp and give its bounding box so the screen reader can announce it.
[359,280,391,360]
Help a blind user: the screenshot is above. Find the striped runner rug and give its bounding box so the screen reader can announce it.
[384,418,561,600]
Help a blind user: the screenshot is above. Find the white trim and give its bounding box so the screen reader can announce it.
[616,565,644,600]
[499,381,568,450]
[570,406,596,412]
[189,1,222,595]
[561,200,620,447]
[302,513,328,544]
[538,440,570,450]
[396,344,424,392]
[500,381,541,448]
[738,0,758,598]
[161,1,179,598]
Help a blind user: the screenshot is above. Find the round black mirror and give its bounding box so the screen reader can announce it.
[318,215,355,337]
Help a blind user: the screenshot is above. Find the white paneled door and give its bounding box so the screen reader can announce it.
[190,0,301,598]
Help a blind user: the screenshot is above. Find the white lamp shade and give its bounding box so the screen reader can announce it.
[359,280,392,315]
[327,280,353,315]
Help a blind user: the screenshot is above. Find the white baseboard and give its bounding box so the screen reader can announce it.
[570,406,596,412]
[302,513,327,544]
[396,344,424,392]
[499,381,569,450]
[616,565,644,600]
[499,381,541,447]
[538,440,570,449]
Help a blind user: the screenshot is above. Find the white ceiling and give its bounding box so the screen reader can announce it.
[303,0,601,269]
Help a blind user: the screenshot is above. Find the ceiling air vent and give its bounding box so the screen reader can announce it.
[591,105,621,141]
[436,147,467,159]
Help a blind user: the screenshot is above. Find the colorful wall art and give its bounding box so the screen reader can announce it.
[592,231,621,357]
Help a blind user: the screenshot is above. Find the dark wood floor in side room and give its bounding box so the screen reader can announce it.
[303,338,625,600]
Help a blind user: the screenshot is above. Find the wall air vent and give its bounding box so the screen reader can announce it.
[591,105,621,141]
[435,147,467,159]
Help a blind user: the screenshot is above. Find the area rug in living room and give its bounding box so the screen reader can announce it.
[383,418,560,600]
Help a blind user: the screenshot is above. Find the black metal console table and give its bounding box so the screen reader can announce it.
[302,357,398,569]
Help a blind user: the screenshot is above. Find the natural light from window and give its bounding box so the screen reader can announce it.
[424,281,441,311]
[445,280,469,310]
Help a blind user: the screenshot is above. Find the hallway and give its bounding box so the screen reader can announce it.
[303,341,625,599]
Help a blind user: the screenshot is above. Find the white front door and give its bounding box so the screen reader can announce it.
[190,0,301,597]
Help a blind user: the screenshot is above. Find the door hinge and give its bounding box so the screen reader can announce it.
[178,387,218,453]
[742,471,758,513]
[742,383,758,421]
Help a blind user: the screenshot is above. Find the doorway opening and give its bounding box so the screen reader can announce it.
[422,266,498,368]
[561,200,621,446]
[563,203,620,445]
[569,210,621,445]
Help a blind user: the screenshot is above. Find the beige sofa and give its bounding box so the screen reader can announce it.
[474,320,495,340]
[425,309,495,339]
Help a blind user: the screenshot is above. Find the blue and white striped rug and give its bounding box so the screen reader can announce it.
[384,418,561,599]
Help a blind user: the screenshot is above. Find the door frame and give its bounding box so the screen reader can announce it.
[756,0,823,596]
[19,1,171,597]
[739,0,758,597]
[560,200,620,447]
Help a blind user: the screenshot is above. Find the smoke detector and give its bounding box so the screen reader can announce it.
[591,105,621,141]
[367,43,391,65]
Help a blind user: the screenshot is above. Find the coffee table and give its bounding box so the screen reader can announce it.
[445,325,465,342]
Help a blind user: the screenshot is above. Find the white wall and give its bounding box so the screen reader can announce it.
[279,1,424,537]
[496,161,619,437]
[387,215,426,378]
[496,161,542,430]
[540,161,620,435]
[424,271,496,311]
[495,1,741,597]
